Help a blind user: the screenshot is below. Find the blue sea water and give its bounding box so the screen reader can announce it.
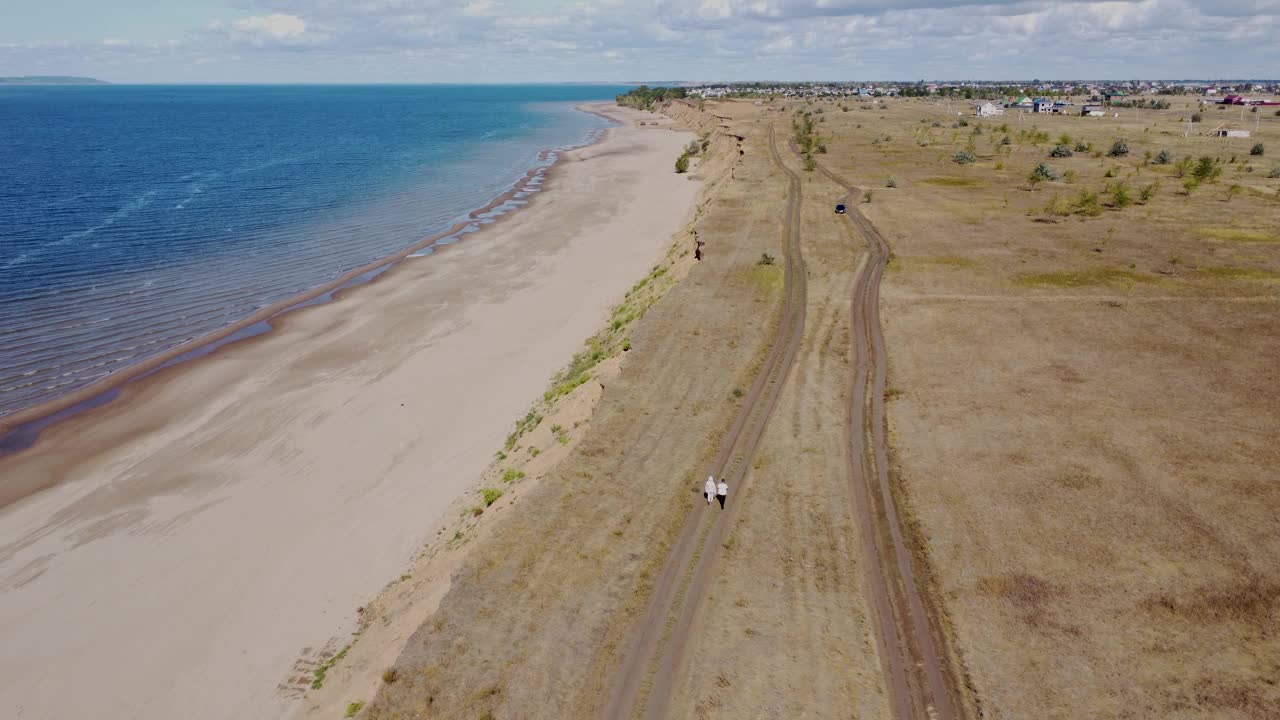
[0,84,630,419]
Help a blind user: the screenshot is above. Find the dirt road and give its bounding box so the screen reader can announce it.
[814,156,963,720]
[602,125,809,720]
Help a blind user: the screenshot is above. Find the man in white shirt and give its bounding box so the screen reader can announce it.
[716,479,728,509]
[704,476,716,505]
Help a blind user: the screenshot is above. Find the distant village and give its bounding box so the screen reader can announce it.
[687,80,1280,104]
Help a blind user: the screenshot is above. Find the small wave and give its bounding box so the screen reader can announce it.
[3,190,160,270]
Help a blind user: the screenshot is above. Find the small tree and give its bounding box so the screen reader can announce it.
[1108,139,1130,157]
[675,153,690,174]
[1191,156,1222,184]
[1251,142,1265,157]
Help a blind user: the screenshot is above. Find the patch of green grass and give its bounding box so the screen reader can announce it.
[311,643,353,689]
[1015,268,1159,288]
[501,468,526,483]
[1201,267,1280,281]
[481,487,504,506]
[747,264,783,295]
[893,255,976,270]
[505,410,543,450]
[1201,228,1280,243]
[345,701,365,717]
[924,176,982,187]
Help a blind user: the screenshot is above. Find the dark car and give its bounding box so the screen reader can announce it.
[835,204,847,214]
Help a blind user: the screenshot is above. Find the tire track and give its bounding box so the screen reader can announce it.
[807,151,963,720]
[602,124,808,720]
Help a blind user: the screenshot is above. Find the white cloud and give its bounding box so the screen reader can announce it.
[2,0,1277,81]
[233,14,309,40]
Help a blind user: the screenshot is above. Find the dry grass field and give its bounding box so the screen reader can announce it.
[304,95,1277,720]
[793,95,1280,719]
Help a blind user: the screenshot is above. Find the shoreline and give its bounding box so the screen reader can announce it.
[0,101,700,720]
[0,112,613,463]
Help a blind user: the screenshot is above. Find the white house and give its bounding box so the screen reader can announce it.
[976,102,1004,117]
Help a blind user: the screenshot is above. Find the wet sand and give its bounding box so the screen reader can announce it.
[0,103,698,720]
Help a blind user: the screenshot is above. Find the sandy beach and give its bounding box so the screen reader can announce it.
[0,103,697,720]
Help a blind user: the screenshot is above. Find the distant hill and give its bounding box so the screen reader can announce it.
[0,76,109,85]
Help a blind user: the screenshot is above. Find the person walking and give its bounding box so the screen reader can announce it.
[704,475,716,506]
[716,479,728,509]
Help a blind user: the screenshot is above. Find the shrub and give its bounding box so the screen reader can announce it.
[481,487,504,506]
[1269,166,1280,179]
[1224,183,1244,202]
[886,176,898,188]
[1058,133,1073,146]
[863,189,874,203]
[1042,194,1072,220]
[816,143,828,154]
[1191,112,1202,123]
[382,669,399,684]
[1031,163,1061,182]
[501,468,526,483]
[1251,142,1265,156]
[1074,141,1089,152]
[346,701,365,718]
[1109,181,1133,209]
[675,153,689,174]
[803,155,817,172]
[759,253,775,265]
[1073,189,1103,216]
[1000,136,1012,146]
[1154,149,1173,165]
[1139,182,1160,203]
[1063,169,1076,183]
[1049,144,1074,158]
[686,140,700,156]
[952,150,976,165]
[1108,139,1130,157]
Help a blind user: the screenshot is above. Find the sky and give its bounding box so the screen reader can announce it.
[1,0,1278,83]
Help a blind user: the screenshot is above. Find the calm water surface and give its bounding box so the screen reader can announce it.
[0,84,629,418]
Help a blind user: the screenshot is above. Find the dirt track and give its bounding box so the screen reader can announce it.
[603,124,809,720]
[814,156,964,720]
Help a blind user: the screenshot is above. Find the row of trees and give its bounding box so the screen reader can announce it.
[616,85,688,111]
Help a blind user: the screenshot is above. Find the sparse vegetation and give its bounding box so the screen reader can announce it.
[312,643,352,689]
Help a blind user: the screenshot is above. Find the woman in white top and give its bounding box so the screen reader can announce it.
[716,480,728,509]
[704,476,716,505]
